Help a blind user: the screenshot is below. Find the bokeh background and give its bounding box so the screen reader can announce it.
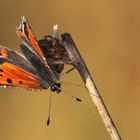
[0,0,139,140]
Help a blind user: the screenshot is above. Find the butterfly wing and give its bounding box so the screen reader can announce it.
[0,45,52,89]
[0,45,38,76]
[20,44,57,86]
[16,16,47,65]
[16,16,58,85]
[0,57,42,89]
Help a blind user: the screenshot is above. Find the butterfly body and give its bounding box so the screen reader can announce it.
[0,17,83,125]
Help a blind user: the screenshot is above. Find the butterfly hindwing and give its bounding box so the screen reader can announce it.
[0,57,42,89]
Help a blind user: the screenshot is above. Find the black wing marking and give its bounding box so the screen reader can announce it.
[20,44,57,85]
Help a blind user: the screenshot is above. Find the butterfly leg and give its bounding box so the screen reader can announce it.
[61,67,75,76]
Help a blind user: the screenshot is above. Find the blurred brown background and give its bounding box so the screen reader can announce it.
[0,0,139,140]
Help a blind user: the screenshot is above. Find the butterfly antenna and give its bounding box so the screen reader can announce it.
[62,88,96,117]
[61,88,82,102]
[47,91,52,126]
[61,88,96,117]
[52,85,82,102]
[53,86,96,118]
[60,82,99,98]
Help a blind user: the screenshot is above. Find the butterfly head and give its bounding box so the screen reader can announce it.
[50,82,61,93]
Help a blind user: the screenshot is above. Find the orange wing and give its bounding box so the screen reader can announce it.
[16,16,47,65]
[0,61,42,89]
[0,47,8,57]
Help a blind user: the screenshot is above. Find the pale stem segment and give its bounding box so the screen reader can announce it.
[61,33,122,140]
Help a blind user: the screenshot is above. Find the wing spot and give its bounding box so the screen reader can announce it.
[0,74,2,76]
[19,81,23,84]
[0,69,3,72]
[6,78,13,84]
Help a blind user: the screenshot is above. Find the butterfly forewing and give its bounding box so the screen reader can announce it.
[16,16,47,65]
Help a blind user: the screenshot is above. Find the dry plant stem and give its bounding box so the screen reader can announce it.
[61,33,122,140]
